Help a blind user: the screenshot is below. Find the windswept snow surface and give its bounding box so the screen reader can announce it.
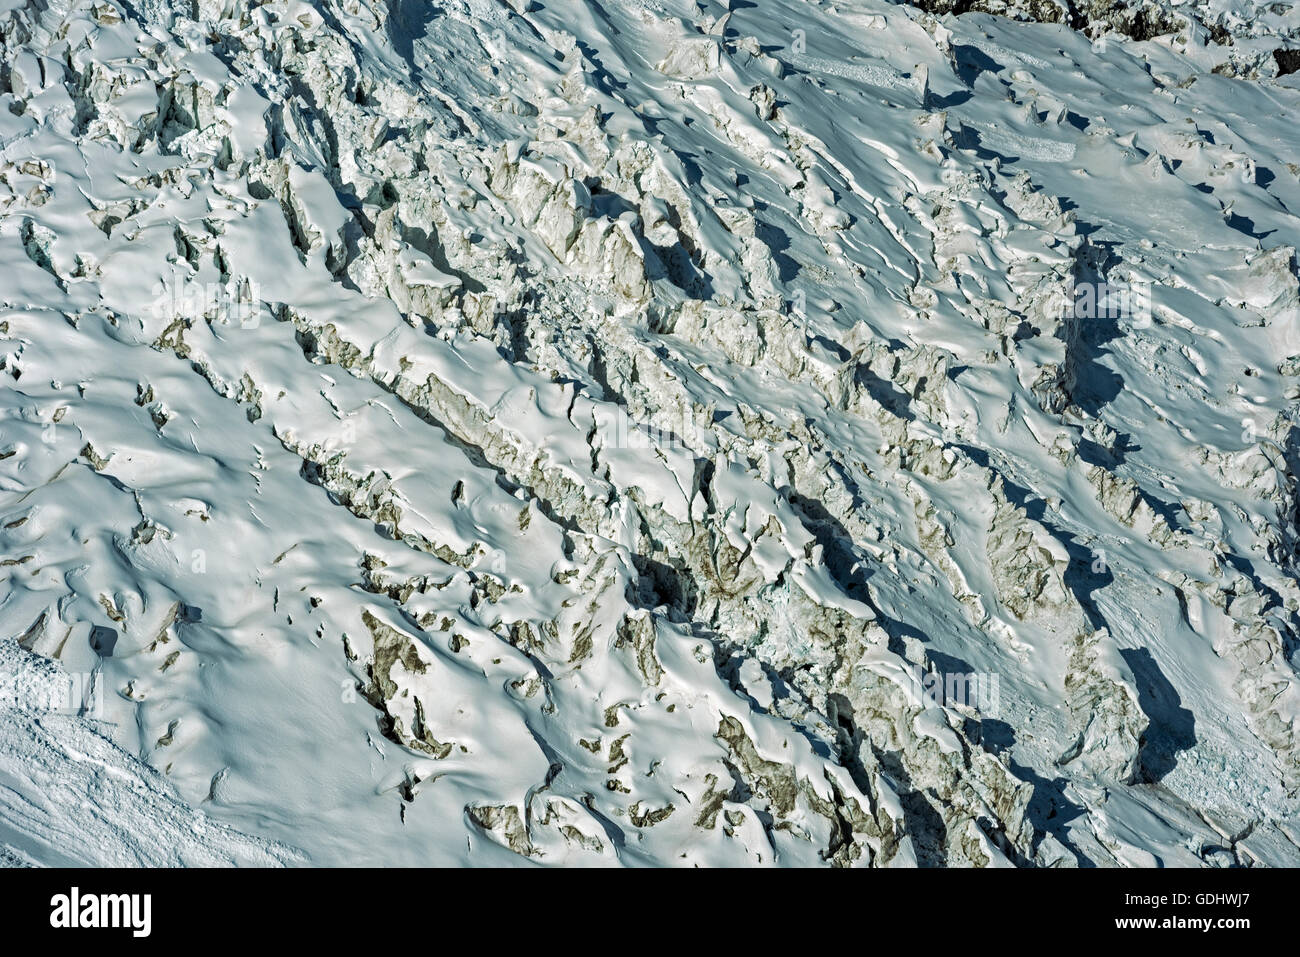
[1,0,1300,866]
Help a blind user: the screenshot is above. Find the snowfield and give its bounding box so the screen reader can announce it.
[1,0,1299,866]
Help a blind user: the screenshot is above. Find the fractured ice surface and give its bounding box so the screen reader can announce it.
[1,0,1299,865]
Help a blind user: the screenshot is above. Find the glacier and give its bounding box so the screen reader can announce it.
[1,0,1299,866]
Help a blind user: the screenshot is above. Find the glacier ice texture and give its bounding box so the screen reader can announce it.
[1,0,1300,867]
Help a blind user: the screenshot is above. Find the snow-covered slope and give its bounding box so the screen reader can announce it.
[1,0,1299,866]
